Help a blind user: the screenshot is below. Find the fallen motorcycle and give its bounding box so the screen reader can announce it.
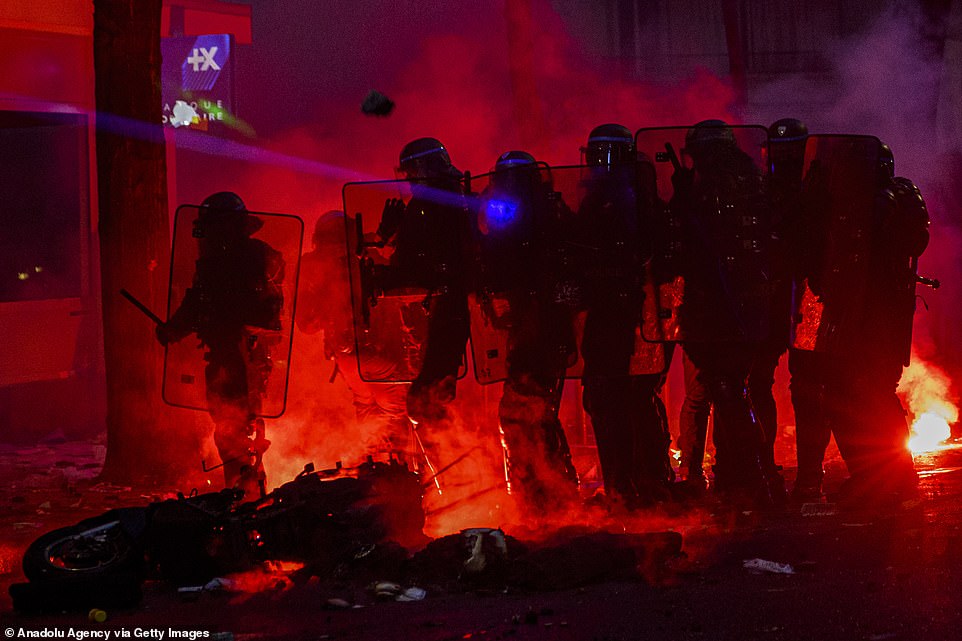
[10,458,425,612]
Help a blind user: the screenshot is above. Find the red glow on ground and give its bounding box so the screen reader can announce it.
[221,1,742,540]
[167,1,829,549]
[224,560,303,595]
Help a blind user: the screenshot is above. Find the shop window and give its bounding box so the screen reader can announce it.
[0,111,87,302]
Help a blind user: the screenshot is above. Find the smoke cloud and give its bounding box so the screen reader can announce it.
[173,0,744,534]
[745,3,962,393]
[168,1,962,528]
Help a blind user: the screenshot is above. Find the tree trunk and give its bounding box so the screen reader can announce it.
[94,0,180,484]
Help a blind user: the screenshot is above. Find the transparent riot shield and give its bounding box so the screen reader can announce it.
[467,163,587,383]
[162,205,303,417]
[569,162,667,375]
[790,134,881,353]
[342,178,469,382]
[635,125,773,342]
[295,211,357,367]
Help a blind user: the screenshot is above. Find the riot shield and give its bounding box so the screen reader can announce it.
[571,162,667,376]
[342,178,469,382]
[467,163,586,383]
[635,125,773,342]
[162,205,303,417]
[790,134,881,353]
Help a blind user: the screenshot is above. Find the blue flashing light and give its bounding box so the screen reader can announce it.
[484,198,519,230]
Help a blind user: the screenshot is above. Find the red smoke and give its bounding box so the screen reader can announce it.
[168,1,745,536]
[746,4,962,394]
[202,0,738,219]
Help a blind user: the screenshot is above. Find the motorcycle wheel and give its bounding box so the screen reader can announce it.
[23,515,140,582]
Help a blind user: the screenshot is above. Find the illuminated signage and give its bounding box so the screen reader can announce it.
[161,34,234,131]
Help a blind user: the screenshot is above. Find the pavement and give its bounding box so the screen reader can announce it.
[1,435,961,641]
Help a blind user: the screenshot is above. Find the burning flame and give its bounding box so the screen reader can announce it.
[908,412,952,453]
[898,353,959,454]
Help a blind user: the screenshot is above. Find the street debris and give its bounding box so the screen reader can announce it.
[178,585,204,596]
[463,528,509,573]
[175,582,240,601]
[396,586,428,601]
[326,598,352,609]
[801,502,838,516]
[507,530,684,589]
[87,608,107,622]
[204,577,238,591]
[370,581,428,602]
[372,581,402,598]
[11,459,425,613]
[743,558,795,574]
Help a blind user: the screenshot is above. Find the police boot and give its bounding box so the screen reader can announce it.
[542,417,580,488]
[710,382,772,508]
[791,469,824,503]
[763,464,788,506]
[237,458,267,501]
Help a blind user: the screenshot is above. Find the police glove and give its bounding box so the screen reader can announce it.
[378,198,405,240]
[671,167,694,193]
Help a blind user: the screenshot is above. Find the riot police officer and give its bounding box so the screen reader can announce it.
[296,211,410,459]
[475,151,579,513]
[763,119,835,501]
[792,141,928,508]
[156,192,284,500]
[376,138,472,470]
[745,118,811,500]
[669,120,774,505]
[578,124,673,509]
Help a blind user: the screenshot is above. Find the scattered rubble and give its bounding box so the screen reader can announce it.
[743,558,795,575]
[801,502,839,516]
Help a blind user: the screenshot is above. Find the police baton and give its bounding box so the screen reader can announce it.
[120,288,164,325]
[664,142,682,171]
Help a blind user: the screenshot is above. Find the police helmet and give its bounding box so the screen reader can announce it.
[312,210,345,249]
[768,118,808,143]
[584,123,635,166]
[398,137,461,181]
[197,191,261,235]
[685,119,736,150]
[879,143,895,181]
[495,150,537,170]
[491,150,541,194]
[201,191,247,212]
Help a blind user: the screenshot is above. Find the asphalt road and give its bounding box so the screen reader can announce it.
[2,440,961,641]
